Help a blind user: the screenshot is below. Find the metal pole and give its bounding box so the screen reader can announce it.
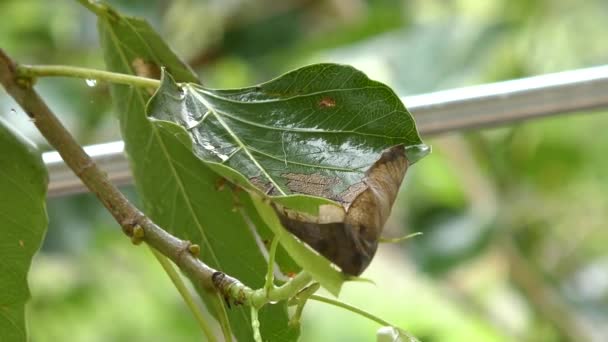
[45,65,608,197]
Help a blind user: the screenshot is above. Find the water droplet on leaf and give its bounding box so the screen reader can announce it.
[85,79,97,87]
[404,144,431,164]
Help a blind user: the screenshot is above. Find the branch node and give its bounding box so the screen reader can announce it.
[188,243,201,257]
[176,240,194,262]
[212,271,249,307]
[120,215,142,236]
[16,75,35,88]
[130,224,145,245]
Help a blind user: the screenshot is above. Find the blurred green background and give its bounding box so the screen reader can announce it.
[1,0,607,341]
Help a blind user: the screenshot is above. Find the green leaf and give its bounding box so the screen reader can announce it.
[95,6,298,341]
[148,65,429,276]
[0,119,48,342]
[376,326,421,342]
[154,63,427,198]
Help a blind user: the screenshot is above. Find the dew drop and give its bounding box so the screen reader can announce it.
[85,79,97,87]
[10,108,16,115]
[404,144,431,164]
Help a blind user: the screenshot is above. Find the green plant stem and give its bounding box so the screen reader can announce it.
[379,232,423,244]
[211,292,234,342]
[250,271,312,308]
[263,237,280,297]
[308,295,393,327]
[250,307,262,342]
[17,64,161,89]
[149,247,217,342]
[289,283,320,326]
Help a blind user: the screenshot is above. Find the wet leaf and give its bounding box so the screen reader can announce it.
[148,66,429,275]
[96,6,298,341]
[0,119,48,342]
[150,76,346,294]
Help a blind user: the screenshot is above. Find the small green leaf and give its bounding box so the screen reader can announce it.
[376,326,421,342]
[0,119,48,342]
[95,5,298,341]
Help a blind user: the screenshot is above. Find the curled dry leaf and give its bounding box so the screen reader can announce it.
[148,64,429,276]
[276,145,408,275]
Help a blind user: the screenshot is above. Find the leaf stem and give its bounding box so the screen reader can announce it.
[289,282,320,326]
[263,237,280,297]
[379,232,423,244]
[211,293,234,342]
[250,307,263,342]
[16,65,161,89]
[308,294,393,327]
[149,247,217,342]
[250,271,312,307]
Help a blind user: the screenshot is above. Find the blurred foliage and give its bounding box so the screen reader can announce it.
[1,0,607,341]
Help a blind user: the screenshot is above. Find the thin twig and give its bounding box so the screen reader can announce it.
[378,232,423,244]
[17,64,161,89]
[263,237,280,297]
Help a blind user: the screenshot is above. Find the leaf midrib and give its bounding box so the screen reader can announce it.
[248,146,363,173]
[190,88,406,139]
[188,86,288,195]
[193,84,387,105]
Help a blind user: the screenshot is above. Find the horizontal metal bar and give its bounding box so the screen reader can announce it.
[45,65,608,197]
[44,141,131,197]
[408,65,608,134]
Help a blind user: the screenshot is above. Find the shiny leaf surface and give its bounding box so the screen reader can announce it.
[150,74,346,291]
[153,63,427,198]
[148,66,428,275]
